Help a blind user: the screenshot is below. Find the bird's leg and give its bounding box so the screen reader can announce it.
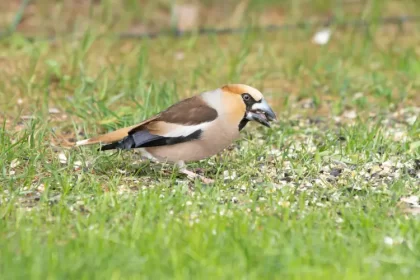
[139,149,159,163]
[177,161,214,184]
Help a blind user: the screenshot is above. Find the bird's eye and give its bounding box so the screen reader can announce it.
[243,94,250,101]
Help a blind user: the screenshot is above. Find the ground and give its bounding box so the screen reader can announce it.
[0,1,419,279]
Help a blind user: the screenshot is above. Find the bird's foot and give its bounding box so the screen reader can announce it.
[180,168,214,184]
[191,167,205,175]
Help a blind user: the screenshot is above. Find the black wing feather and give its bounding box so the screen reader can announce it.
[100,129,202,151]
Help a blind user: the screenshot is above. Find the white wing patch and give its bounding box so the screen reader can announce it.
[163,122,212,138]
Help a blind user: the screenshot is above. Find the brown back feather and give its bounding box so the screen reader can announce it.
[129,96,217,134]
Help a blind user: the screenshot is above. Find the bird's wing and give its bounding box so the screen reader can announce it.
[75,95,218,150]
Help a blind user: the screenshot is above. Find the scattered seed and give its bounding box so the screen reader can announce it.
[58,153,67,164]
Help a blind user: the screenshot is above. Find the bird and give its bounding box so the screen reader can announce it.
[75,84,277,183]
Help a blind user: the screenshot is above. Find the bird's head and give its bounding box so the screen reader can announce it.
[221,84,277,128]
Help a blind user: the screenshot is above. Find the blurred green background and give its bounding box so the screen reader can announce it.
[1,0,419,37]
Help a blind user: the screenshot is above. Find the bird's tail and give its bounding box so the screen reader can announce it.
[75,125,138,147]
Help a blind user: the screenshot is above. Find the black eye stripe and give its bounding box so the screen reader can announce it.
[241,93,257,109]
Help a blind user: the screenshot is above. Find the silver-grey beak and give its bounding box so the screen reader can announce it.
[246,98,277,127]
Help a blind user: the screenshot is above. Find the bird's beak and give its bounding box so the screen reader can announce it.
[246,98,277,127]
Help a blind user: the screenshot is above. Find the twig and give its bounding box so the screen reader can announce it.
[1,13,419,42]
[117,15,420,40]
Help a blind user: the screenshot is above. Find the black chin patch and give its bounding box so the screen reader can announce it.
[238,117,249,131]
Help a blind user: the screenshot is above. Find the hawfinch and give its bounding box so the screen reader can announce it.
[76,84,276,183]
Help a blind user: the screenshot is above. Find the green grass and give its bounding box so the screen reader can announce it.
[1,1,420,279]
